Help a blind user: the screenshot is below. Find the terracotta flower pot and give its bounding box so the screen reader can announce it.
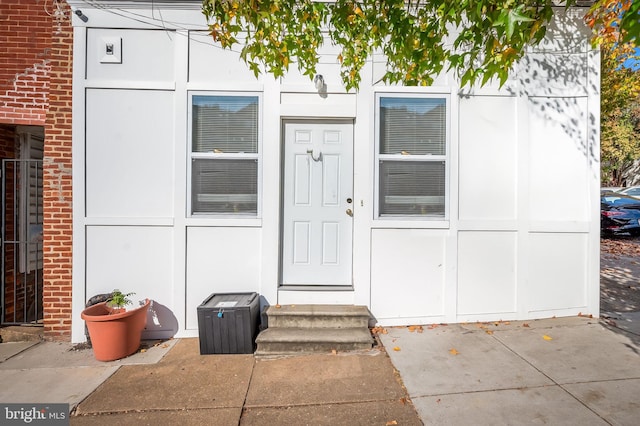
[81,299,150,361]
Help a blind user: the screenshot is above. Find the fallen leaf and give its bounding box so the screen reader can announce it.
[523,323,530,328]
[485,329,493,335]
[140,348,147,353]
[370,326,388,335]
[275,304,281,308]
[543,335,553,341]
[449,348,459,355]
[386,421,398,426]
[393,346,401,351]
[399,397,407,405]
[331,349,337,355]
[504,321,511,325]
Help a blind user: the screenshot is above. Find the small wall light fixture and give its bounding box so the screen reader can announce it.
[314,74,324,91]
[74,9,89,23]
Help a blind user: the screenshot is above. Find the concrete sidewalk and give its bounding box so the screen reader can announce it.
[1,316,639,425]
[0,338,420,425]
[380,316,640,425]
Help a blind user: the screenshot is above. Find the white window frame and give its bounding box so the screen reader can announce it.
[187,91,263,218]
[374,92,450,221]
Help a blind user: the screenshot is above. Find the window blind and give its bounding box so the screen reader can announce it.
[192,96,258,153]
[380,97,445,156]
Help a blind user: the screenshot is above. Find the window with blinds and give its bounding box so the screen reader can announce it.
[190,95,260,215]
[376,95,448,218]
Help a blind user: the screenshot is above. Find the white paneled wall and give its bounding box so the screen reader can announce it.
[527,233,588,314]
[528,97,590,224]
[71,4,599,341]
[85,226,174,308]
[458,96,518,222]
[85,89,175,218]
[86,29,175,82]
[371,229,446,323]
[185,227,262,330]
[457,231,517,316]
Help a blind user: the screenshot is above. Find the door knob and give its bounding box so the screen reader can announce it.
[346,208,353,217]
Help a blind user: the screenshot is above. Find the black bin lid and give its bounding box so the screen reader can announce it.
[200,292,258,309]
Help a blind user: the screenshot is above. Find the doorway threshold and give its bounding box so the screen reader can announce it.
[279,285,353,292]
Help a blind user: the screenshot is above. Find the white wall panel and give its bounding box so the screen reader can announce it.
[85,89,175,218]
[371,229,445,319]
[86,226,176,339]
[457,231,517,315]
[87,29,175,82]
[528,97,589,222]
[189,32,260,83]
[527,233,588,312]
[520,53,588,97]
[458,96,517,222]
[185,227,261,329]
[279,35,342,87]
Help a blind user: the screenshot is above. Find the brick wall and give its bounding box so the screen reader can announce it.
[0,0,53,126]
[43,0,73,341]
[0,0,73,338]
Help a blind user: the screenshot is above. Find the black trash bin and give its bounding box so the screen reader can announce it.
[197,292,260,354]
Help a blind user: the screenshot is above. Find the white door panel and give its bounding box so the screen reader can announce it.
[282,121,353,285]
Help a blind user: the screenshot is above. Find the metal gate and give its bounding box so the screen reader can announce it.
[1,159,43,324]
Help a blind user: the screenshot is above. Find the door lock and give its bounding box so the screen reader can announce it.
[346,208,353,217]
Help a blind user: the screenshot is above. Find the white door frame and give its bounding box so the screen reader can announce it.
[280,119,354,288]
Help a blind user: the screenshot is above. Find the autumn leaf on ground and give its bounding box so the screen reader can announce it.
[408,325,424,333]
[393,346,401,351]
[331,349,337,355]
[386,421,398,426]
[485,329,494,335]
[523,323,530,328]
[449,348,459,355]
[543,335,553,341]
[371,326,388,335]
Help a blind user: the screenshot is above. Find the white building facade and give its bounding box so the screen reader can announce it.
[68,1,600,342]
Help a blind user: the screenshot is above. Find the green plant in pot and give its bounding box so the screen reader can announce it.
[107,290,135,312]
[81,289,150,361]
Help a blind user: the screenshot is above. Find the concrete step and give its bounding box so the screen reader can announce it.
[0,325,44,343]
[255,327,374,355]
[265,304,371,329]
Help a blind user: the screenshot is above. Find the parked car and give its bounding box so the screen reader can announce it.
[601,192,640,236]
[601,186,622,193]
[618,186,640,199]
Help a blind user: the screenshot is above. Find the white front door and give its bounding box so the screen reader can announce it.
[282,120,354,286]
